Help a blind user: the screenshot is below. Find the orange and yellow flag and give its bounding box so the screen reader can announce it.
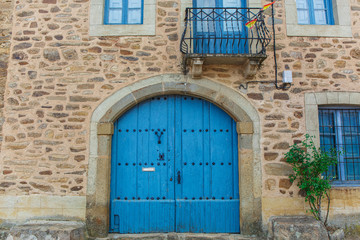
[263,1,276,10]
[245,19,258,29]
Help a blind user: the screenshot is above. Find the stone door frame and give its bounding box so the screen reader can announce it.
[86,74,262,237]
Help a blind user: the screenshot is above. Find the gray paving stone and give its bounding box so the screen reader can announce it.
[6,220,85,240]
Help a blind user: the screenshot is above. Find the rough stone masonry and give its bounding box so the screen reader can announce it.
[0,0,360,237]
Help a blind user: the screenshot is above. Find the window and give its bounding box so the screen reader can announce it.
[319,108,360,183]
[192,0,247,54]
[89,0,155,36]
[104,0,143,25]
[284,0,352,37]
[296,0,334,25]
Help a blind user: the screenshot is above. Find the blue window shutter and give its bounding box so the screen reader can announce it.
[104,0,143,25]
[127,0,143,24]
[296,0,310,24]
[296,0,334,25]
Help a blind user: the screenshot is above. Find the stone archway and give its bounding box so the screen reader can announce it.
[86,74,262,237]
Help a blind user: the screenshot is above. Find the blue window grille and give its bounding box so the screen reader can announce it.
[104,0,143,25]
[296,0,334,25]
[319,108,360,184]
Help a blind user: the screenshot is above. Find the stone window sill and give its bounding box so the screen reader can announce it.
[286,24,352,38]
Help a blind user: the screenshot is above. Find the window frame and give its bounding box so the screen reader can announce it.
[104,0,144,25]
[285,0,352,37]
[305,92,360,188]
[319,107,360,185]
[89,0,155,36]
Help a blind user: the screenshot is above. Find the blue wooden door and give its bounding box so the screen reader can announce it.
[110,95,239,233]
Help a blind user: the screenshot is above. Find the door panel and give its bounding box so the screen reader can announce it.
[175,97,240,233]
[110,95,239,233]
[110,96,175,233]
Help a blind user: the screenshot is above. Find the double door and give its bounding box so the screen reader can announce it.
[110,95,239,233]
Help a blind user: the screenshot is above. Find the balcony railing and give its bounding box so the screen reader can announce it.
[180,7,271,57]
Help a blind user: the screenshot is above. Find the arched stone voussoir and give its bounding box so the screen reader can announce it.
[92,74,259,124]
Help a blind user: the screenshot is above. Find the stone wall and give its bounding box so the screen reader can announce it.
[0,0,13,155]
[1,0,360,230]
[1,0,181,197]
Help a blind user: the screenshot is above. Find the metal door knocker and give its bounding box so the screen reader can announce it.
[158,153,165,161]
[155,131,163,144]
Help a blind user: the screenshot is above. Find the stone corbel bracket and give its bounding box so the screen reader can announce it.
[244,58,262,79]
[191,58,204,79]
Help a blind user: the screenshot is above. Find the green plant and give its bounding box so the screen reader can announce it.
[285,134,339,227]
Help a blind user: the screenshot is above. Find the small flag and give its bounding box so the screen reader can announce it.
[245,19,257,29]
[263,1,276,10]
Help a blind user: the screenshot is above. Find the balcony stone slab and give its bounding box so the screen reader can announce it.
[185,54,267,79]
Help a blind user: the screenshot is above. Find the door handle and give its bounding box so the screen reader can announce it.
[177,171,181,184]
[155,131,163,144]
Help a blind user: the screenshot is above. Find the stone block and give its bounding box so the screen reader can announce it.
[16,195,41,208]
[268,216,328,240]
[131,83,164,102]
[0,207,16,219]
[263,197,305,213]
[338,92,350,104]
[191,58,204,79]
[239,135,252,149]
[0,196,18,208]
[186,84,218,103]
[62,208,86,219]
[7,220,85,240]
[304,93,316,105]
[99,92,135,122]
[59,196,86,210]
[97,123,114,135]
[237,122,253,134]
[97,137,111,157]
[330,229,344,240]
[86,205,109,237]
[349,92,360,104]
[162,81,188,94]
[264,163,293,176]
[0,223,12,240]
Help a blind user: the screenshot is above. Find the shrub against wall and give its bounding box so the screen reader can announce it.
[285,135,339,227]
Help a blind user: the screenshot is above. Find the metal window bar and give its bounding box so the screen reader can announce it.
[319,108,360,183]
[180,7,271,55]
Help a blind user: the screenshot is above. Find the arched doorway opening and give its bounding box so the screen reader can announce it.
[110,95,239,233]
[86,74,261,237]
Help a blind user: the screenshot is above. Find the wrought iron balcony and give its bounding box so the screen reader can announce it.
[180,7,272,78]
